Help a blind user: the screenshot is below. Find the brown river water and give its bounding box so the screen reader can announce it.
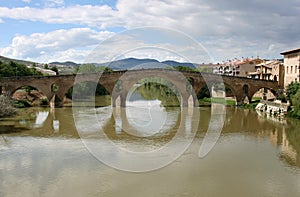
[0,94,300,197]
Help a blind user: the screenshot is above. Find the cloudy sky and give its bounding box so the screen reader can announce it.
[0,0,299,63]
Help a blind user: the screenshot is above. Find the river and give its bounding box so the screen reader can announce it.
[1,92,300,196]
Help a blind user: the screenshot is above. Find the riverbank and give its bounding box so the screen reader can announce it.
[0,95,16,118]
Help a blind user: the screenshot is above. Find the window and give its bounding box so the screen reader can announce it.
[291,66,293,74]
[287,66,289,74]
[296,65,298,73]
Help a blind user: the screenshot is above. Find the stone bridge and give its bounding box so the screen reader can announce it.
[0,69,282,107]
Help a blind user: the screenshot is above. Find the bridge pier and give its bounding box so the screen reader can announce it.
[180,93,197,107]
[50,95,64,108]
[235,94,245,106]
[112,92,127,107]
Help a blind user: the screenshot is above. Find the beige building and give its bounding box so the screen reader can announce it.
[237,58,263,77]
[213,57,263,77]
[247,60,284,86]
[280,48,300,87]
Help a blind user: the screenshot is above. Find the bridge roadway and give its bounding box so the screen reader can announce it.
[0,69,281,107]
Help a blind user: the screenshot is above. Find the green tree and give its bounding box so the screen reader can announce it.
[290,89,300,118]
[75,64,97,73]
[51,66,59,75]
[96,66,113,72]
[286,82,300,101]
[0,61,42,77]
[197,86,210,99]
[173,65,198,72]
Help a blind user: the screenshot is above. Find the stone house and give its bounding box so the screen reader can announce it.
[280,48,300,87]
[247,60,284,86]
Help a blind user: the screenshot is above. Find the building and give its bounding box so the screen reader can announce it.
[237,58,263,77]
[212,61,240,76]
[34,67,57,76]
[280,48,300,87]
[213,57,263,77]
[247,60,284,86]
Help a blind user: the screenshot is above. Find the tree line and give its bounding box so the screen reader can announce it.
[0,61,42,77]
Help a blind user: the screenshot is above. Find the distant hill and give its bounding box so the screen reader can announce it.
[161,60,196,68]
[0,55,203,72]
[96,58,198,70]
[49,61,79,67]
[0,55,36,66]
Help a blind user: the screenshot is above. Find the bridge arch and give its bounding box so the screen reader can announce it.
[62,80,111,107]
[10,85,49,106]
[111,70,197,107]
[249,87,278,102]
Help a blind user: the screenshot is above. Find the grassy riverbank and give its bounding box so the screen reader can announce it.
[199,97,260,110]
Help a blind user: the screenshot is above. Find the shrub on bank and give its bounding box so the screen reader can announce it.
[0,95,16,118]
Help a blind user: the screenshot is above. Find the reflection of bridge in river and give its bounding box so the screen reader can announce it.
[0,69,281,107]
[3,104,299,168]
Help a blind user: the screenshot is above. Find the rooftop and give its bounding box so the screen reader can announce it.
[280,48,300,55]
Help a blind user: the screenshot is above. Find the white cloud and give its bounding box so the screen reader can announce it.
[0,0,299,61]
[44,0,64,7]
[0,5,120,28]
[0,28,115,63]
[22,0,31,3]
[85,28,211,64]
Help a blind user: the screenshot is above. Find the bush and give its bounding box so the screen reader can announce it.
[0,95,16,117]
[13,100,32,108]
[288,89,300,119]
[286,82,300,101]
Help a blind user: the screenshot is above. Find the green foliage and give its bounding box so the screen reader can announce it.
[291,89,300,109]
[136,83,180,107]
[197,86,210,99]
[285,119,300,152]
[201,97,236,106]
[98,66,113,72]
[0,61,42,77]
[173,65,198,72]
[13,100,32,108]
[52,84,59,93]
[286,82,300,119]
[0,95,16,117]
[289,89,300,119]
[278,94,287,103]
[241,101,260,110]
[50,66,59,75]
[74,64,113,74]
[76,64,97,73]
[286,82,300,101]
[39,98,49,106]
[66,82,109,99]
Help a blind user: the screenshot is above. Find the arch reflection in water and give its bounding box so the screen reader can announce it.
[124,99,170,137]
[73,104,199,172]
[34,111,49,128]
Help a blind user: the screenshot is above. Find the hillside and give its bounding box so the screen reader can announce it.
[0,55,209,74]
[0,55,36,67]
[96,58,199,70]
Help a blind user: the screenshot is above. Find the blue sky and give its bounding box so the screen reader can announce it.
[0,0,299,63]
